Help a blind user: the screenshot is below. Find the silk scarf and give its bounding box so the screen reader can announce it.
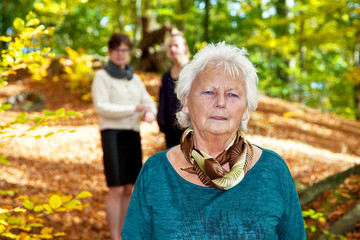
[103,60,134,80]
[180,127,253,190]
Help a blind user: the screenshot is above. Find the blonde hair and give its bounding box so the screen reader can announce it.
[166,29,190,58]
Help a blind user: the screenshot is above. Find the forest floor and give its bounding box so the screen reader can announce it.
[1,72,360,239]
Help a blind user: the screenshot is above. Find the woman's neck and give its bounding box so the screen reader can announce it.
[170,57,189,79]
[192,132,236,158]
[173,55,189,68]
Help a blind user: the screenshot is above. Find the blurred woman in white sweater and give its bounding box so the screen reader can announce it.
[91,32,156,240]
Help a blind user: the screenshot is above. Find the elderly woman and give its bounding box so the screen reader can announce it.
[121,42,306,239]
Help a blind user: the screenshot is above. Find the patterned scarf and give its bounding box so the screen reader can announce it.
[103,60,134,80]
[180,127,253,190]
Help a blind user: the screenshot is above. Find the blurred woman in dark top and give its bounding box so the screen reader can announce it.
[157,31,190,148]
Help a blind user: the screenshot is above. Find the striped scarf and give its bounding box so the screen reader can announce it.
[180,127,253,190]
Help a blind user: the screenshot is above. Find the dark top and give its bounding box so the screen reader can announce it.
[157,70,182,133]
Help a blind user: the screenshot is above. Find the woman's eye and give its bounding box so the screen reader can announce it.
[203,91,214,95]
[228,93,238,98]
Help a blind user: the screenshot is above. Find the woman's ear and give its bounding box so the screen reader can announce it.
[242,108,249,121]
[182,98,189,114]
[185,45,189,55]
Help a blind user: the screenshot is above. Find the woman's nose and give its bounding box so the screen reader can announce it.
[215,94,226,108]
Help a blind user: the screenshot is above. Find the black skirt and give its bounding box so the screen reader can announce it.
[100,129,142,187]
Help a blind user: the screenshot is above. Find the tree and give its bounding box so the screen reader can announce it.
[1,0,359,117]
[0,13,91,239]
[0,0,34,50]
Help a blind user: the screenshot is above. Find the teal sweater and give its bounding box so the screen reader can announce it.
[122,148,306,240]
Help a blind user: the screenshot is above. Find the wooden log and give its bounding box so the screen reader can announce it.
[318,201,360,239]
[299,164,360,206]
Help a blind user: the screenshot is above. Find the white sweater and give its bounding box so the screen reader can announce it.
[91,69,157,132]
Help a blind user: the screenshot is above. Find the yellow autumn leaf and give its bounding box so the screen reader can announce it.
[13,18,25,31]
[28,223,43,228]
[34,205,45,212]
[26,18,40,27]
[340,192,351,199]
[49,195,62,209]
[19,232,28,239]
[0,209,8,214]
[43,204,53,214]
[19,226,31,232]
[54,232,66,237]
[13,207,26,213]
[0,220,8,226]
[75,191,92,199]
[0,36,12,42]
[61,194,73,203]
[41,226,53,234]
[64,199,81,208]
[38,234,53,239]
[23,199,34,210]
[55,207,67,212]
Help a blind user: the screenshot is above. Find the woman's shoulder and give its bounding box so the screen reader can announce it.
[257,147,290,172]
[260,147,284,160]
[93,69,110,82]
[131,73,146,85]
[162,69,171,77]
[94,68,107,77]
[161,70,172,82]
[142,150,169,171]
[92,69,109,85]
[135,150,172,186]
[131,72,142,80]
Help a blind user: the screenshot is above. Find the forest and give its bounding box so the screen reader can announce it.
[0,0,360,239]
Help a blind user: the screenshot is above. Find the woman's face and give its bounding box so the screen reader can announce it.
[108,43,131,68]
[182,66,248,137]
[167,36,188,61]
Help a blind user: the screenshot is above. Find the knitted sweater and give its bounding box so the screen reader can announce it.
[91,69,157,131]
[122,148,306,240]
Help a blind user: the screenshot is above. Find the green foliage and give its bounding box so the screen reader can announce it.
[0,108,82,142]
[59,47,95,102]
[302,209,348,240]
[0,11,54,82]
[302,208,327,238]
[1,0,359,120]
[0,14,89,240]
[0,13,83,163]
[0,191,92,239]
[0,155,10,166]
[33,0,119,55]
[303,208,326,224]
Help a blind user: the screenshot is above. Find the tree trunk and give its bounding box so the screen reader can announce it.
[275,0,287,36]
[299,164,360,206]
[179,0,188,32]
[133,0,142,49]
[274,0,290,97]
[354,36,360,120]
[318,201,360,239]
[203,0,210,42]
[117,0,124,31]
[355,82,360,120]
[296,12,306,103]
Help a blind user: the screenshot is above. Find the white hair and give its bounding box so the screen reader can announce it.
[175,42,259,132]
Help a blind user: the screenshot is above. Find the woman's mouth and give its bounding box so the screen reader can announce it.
[210,116,227,120]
